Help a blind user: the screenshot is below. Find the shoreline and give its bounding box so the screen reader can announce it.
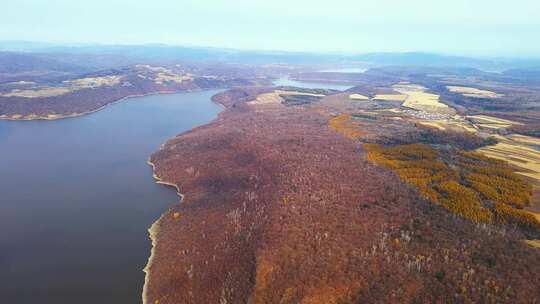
[142,213,163,304]
[142,159,185,304]
[3,83,229,302]
[141,89,228,303]
[0,87,226,122]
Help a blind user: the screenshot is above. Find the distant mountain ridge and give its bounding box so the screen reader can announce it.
[1,41,540,71]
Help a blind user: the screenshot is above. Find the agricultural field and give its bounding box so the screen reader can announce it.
[248,89,328,106]
[447,86,504,98]
[373,94,408,101]
[466,115,522,130]
[348,93,369,100]
[1,75,122,98]
[2,86,72,98]
[416,120,478,133]
[525,239,540,249]
[476,137,540,181]
[393,83,455,115]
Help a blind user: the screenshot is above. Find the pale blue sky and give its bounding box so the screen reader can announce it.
[2,0,539,56]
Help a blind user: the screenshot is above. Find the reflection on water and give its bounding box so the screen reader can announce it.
[0,90,222,304]
[273,77,353,91]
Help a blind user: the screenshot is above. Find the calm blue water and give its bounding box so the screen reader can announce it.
[0,90,222,304]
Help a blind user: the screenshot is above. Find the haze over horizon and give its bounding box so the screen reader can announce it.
[3,0,540,57]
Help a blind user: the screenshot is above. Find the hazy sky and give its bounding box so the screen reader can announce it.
[2,0,540,56]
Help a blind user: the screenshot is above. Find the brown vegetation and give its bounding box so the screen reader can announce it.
[144,87,540,304]
[0,66,258,119]
[371,125,497,150]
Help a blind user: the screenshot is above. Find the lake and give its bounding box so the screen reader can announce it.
[0,90,223,304]
[0,79,346,304]
[273,77,353,91]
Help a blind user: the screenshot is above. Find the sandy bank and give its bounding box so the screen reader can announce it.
[142,213,163,304]
[142,159,185,304]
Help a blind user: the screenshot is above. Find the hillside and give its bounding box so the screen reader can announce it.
[144,87,540,303]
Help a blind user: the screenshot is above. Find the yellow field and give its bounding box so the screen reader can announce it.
[392,83,455,114]
[477,141,540,180]
[467,115,522,129]
[528,211,540,222]
[250,92,283,105]
[155,73,192,84]
[417,121,446,130]
[249,90,324,105]
[447,86,503,98]
[417,119,478,133]
[64,75,121,88]
[507,134,540,146]
[524,240,540,249]
[2,87,72,98]
[373,94,408,101]
[349,94,369,100]
[2,75,123,98]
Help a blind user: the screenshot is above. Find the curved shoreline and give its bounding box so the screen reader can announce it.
[141,89,226,303]
[142,212,162,304]
[143,159,187,304]
[0,87,225,122]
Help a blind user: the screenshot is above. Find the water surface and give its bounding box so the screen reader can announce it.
[273,77,353,91]
[0,78,346,303]
[0,90,222,304]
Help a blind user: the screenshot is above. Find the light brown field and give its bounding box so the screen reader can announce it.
[349,93,370,100]
[373,94,408,101]
[135,65,192,84]
[2,75,123,98]
[64,75,121,88]
[249,92,283,105]
[466,115,522,129]
[249,90,324,105]
[524,240,540,249]
[155,72,192,84]
[417,121,447,130]
[447,86,503,98]
[477,141,540,180]
[528,211,540,223]
[418,119,478,133]
[507,134,540,146]
[2,87,72,98]
[392,84,455,114]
